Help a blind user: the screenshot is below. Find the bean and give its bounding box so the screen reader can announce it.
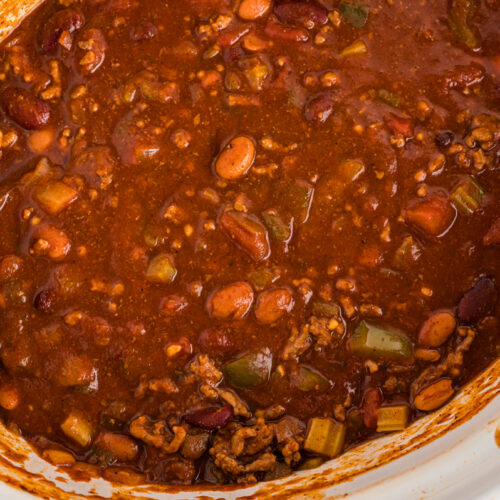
[1,88,51,130]
[184,405,234,430]
[238,0,272,20]
[219,211,270,261]
[52,354,94,387]
[42,449,76,466]
[0,384,20,410]
[362,387,382,428]
[304,92,337,123]
[198,327,235,355]
[180,432,210,459]
[414,379,454,411]
[206,281,254,320]
[274,0,328,26]
[214,136,256,180]
[254,288,294,324]
[28,127,56,153]
[39,8,85,53]
[457,276,497,324]
[264,18,309,42]
[77,28,107,74]
[33,288,57,313]
[95,433,139,461]
[418,311,456,347]
[130,21,158,41]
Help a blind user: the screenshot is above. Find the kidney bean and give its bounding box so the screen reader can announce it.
[254,288,294,324]
[238,0,272,20]
[274,0,328,26]
[1,88,51,130]
[206,281,254,320]
[441,63,485,93]
[219,211,270,261]
[0,255,23,283]
[457,276,497,324]
[362,387,382,428]
[214,136,256,180]
[130,21,158,41]
[218,26,251,48]
[39,8,85,53]
[304,92,336,122]
[413,379,454,411]
[198,327,235,354]
[434,130,455,149]
[264,17,309,42]
[483,218,500,246]
[33,288,57,313]
[418,311,456,347]
[183,405,234,430]
[404,194,455,237]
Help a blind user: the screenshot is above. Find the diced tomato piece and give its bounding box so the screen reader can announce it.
[362,388,382,429]
[385,112,414,138]
[405,194,455,237]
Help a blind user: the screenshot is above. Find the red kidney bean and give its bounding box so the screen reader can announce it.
[39,8,85,53]
[274,0,328,26]
[362,387,382,429]
[198,327,235,355]
[130,21,158,41]
[1,88,51,130]
[304,92,336,123]
[33,288,57,313]
[183,405,234,430]
[264,17,309,42]
[457,276,497,324]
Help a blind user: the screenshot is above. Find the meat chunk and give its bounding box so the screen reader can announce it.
[129,416,185,453]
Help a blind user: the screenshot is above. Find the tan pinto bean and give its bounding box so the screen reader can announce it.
[207,282,254,320]
[95,432,139,461]
[418,311,456,347]
[414,379,454,411]
[254,287,294,324]
[238,0,272,21]
[215,136,256,180]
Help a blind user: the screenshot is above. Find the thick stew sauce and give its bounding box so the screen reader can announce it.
[0,0,498,486]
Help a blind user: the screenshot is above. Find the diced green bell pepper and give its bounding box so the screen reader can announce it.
[303,418,346,458]
[223,349,272,389]
[291,366,330,392]
[339,2,369,29]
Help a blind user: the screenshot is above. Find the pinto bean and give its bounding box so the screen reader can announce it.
[33,225,71,261]
[206,281,254,320]
[219,211,270,261]
[0,384,20,410]
[1,88,51,130]
[254,288,294,324]
[362,387,382,428]
[95,433,139,461]
[39,8,85,53]
[413,379,454,411]
[457,276,497,324]
[238,0,272,20]
[183,405,234,430]
[274,0,328,26]
[418,311,456,347]
[214,136,256,180]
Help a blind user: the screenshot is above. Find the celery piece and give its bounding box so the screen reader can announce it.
[277,179,314,224]
[303,418,346,458]
[349,321,413,361]
[291,366,330,392]
[339,2,369,28]
[223,349,272,389]
[449,0,481,50]
[451,176,484,215]
[376,405,410,432]
[377,89,401,108]
[146,254,177,284]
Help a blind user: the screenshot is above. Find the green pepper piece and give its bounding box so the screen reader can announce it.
[223,349,272,389]
[376,405,409,432]
[304,418,346,458]
[262,210,292,243]
[349,321,413,361]
[377,89,401,108]
[297,456,325,471]
[277,180,314,224]
[248,266,279,291]
[449,0,481,50]
[339,2,369,29]
[450,176,484,215]
[312,301,341,318]
[146,254,177,284]
[291,366,330,392]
